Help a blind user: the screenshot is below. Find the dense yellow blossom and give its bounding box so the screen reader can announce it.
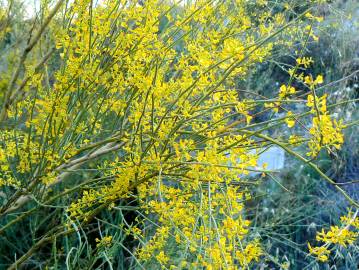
[309,211,359,262]
[0,0,353,268]
[316,226,357,247]
[306,93,344,157]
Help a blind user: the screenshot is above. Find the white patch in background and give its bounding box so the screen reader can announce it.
[247,146,285,177]
[254,146,285,174]
[226,146,285,177]
[23,0,40,19]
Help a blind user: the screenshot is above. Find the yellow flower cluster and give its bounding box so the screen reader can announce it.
[296,57,314,68]
[316,226,357,247]
[305,74,324,88]
[285,111,296,128]
[308,243,331,262]
[284,56,344,156]
[306,93,344,157]
[96,235,113,248]
[264,84,296,114]
[309,211,359,262]
[279,85,296,100]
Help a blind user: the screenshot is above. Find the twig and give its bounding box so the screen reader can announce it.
[0,0,64,122]
[2,141,125,214]
[316,69,359,91]
[242,131,359,208]
[8,47,55,105]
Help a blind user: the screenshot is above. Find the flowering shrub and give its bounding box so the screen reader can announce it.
[0,0,358,269]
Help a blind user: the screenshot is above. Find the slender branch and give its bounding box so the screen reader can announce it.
[7,227,76,270]
[8,47,56,105]
[0,0,64,122]
[316,69,359,91]
[242,130,359,208]
[2,141,125,214]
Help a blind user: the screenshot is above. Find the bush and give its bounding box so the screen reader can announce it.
[0,0,358,269]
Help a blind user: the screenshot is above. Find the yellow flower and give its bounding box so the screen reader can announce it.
[264,102,279,113]
[304,75,324,88]
[296,57,314,68]
[285,111,295,128]
[315,75,324,84]
[236,240,262,266]
[96,235,113,248]
[308,243,330,262]
[279,84,296,99]
[156,251,169,265]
